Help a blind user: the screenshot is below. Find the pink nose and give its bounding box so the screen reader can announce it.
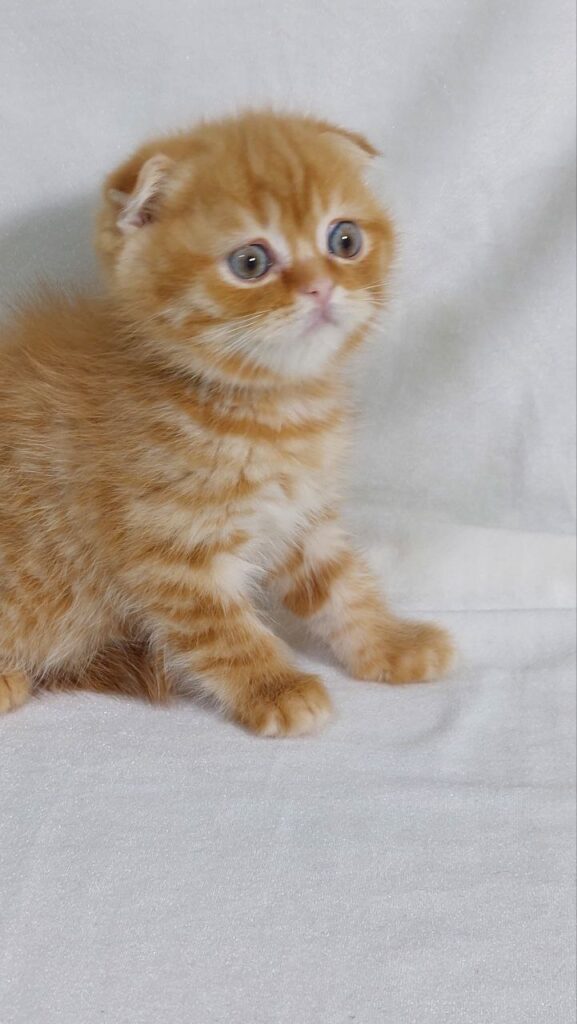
[302,279,335,308]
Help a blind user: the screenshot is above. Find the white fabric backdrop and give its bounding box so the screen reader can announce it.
[0,2,575,1022]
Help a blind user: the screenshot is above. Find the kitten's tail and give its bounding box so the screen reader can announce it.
[42,638,173,704]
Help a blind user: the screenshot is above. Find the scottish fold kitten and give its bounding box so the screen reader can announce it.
[0,112,453,734]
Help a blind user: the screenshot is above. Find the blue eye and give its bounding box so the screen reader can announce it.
[228,244,273,281]
[328,221,363,259]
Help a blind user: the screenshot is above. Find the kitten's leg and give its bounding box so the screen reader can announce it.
[274,513,454,684]
[0,670,31,713]
[44,638,173,704]
[121,560,332,736]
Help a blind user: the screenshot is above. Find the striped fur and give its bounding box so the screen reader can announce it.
[0,112,453,735]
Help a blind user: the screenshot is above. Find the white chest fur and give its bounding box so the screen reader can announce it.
[240,476,324,572]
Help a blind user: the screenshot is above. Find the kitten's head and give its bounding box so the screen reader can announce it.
[96,112,394,384]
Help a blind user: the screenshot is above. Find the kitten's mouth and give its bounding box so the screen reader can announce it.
[305,306,339,334]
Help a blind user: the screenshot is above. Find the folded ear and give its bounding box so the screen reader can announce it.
[321,126,381,165]
[109,154,174,234]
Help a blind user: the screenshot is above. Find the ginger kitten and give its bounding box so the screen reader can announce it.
[0,112,453,735]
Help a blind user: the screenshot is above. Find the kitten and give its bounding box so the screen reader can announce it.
[0,112,453,735]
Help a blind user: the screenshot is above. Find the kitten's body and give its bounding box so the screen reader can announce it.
[0,294,346,679]
[0,113,453,733]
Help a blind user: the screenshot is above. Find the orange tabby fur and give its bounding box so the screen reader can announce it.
[0,112,453,735]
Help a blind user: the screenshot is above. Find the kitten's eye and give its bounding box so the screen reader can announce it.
[328,221,363,259]
[228,244,273,281]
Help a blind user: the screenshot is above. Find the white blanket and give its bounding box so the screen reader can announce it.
[0,1,575,1022]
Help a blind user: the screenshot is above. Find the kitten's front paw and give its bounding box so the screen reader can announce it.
[0,671,31,714]
[236,673,333,737]
[354,622,455,685]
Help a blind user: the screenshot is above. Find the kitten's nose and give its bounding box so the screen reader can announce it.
[302,279,335,308]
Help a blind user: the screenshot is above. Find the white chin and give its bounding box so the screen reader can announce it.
[256,322,347,378]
